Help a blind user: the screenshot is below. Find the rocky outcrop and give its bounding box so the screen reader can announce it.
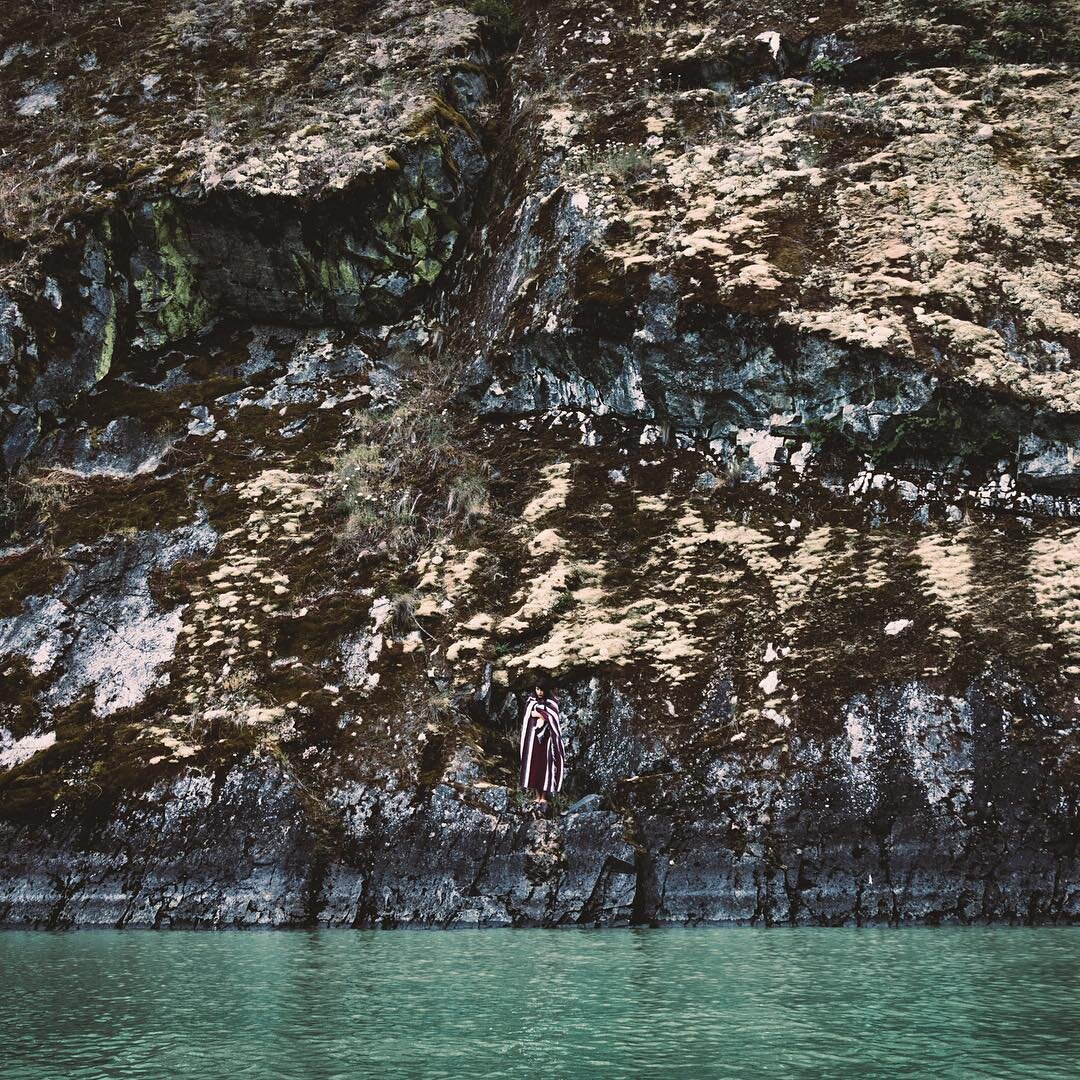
[1,670,1072,927]
[0,0,1077,927]
[1,133,486,466]
[0,764,638,929]
[0,0,493,468]
[452,9,1080,504]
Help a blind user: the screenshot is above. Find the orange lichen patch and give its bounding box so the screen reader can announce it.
[1029,526,1080,675]
[498,557,576,634]
[416,544,489,602]
[528,529,565,556]
[521,462,574,523]
[914,529,976,626]
[542,55,1077,415]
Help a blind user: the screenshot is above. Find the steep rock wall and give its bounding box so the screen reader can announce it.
[0,0,1077,927]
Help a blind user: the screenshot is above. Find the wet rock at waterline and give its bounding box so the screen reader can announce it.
[0,0,1078,926]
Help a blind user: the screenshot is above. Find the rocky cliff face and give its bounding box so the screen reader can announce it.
[0,0,1077,927]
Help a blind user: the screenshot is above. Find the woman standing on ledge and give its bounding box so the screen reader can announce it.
[519,678,564,815]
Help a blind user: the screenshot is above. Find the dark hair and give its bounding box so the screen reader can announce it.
[531,674,554,695]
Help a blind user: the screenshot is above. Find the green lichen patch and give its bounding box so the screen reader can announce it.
[130,200,213,347]
[805,385,1024,477]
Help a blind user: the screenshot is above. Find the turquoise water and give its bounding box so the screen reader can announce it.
[1,928,1077,1079]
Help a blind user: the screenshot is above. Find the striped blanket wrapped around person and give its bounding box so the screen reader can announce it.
[519,690,564,800]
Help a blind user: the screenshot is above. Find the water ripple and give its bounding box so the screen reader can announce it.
[2,928,1078,1079]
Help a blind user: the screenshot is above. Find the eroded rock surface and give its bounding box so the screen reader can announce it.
[0,0,1077,927]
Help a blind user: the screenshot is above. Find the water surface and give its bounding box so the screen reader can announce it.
[2,928,1077,1079]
